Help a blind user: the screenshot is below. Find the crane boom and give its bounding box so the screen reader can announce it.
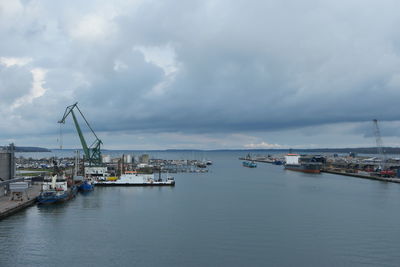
[58,102,102,165]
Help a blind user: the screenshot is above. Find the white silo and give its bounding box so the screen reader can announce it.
[102,155,111,163]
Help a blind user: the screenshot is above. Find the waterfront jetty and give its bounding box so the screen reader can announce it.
[241,153,400,184]
[321,169,400,184]
[0,179,41,220]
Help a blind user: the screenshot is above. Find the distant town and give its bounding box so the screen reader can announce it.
[8,146,400,154]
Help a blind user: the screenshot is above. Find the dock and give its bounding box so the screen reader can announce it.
[321,169,400,184]
[240,155,400,184]
[0,183,41,220]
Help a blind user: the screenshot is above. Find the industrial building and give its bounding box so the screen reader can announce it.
[0,144,15,180]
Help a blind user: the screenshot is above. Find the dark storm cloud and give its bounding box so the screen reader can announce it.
[80,0,400,134]
[1,0,400,146]
[353,121,400,138]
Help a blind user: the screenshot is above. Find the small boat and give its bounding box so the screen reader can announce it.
[197,162,207,168]
[78,180,94,192]
[273,159,284,165]
[243,161,257,168]
[37,175,78,204]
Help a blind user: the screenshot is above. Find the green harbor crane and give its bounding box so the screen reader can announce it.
[58,102,102,166]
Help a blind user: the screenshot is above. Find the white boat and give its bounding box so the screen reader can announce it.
[94,173,175,186]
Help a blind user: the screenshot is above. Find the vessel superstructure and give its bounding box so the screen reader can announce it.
[37,175,77,204]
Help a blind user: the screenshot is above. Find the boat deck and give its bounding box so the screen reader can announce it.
[94,182,175,186]
[0,184,41,220]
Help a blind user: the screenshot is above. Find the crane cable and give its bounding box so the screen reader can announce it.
[59,123,63,150]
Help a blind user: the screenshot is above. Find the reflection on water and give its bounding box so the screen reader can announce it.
[1,151,400,267]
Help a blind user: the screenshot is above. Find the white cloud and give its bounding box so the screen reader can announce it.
[244,142,282,149]
[69,14,116,41]
[11,68,48,109]
[134,44,181,96]
[0,57,32,67]
[0,0,23,18]
[113,60,128,72]
[134,44,179,76]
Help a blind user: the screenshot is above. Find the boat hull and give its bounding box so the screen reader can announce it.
[243,161,257,168]
[37,186,77,205]
[284,164,321,173]
[95,173,175,186]
[78,181,95,192]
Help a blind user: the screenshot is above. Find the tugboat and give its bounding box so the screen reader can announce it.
[78,179,94,192]
[74,152,95,192]
[37,175,78,204]
[243,161,257,168]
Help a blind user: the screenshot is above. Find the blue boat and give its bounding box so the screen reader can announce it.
[273,160,284,165]
[243,161,257,168]
[78,180,94,192]
[37,187,77,204]
[37,175,78,205]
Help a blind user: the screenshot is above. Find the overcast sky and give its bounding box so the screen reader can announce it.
[1,0,400,150]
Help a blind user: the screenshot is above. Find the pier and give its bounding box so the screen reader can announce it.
[0,179,41,220]
[321,169,400,184]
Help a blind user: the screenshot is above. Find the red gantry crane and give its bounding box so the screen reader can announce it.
[372,119,394,177]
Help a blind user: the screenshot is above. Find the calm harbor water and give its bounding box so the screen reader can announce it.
[1,151,400,266]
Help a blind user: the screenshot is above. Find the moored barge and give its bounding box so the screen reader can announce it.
[94,173,175,186]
